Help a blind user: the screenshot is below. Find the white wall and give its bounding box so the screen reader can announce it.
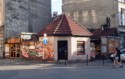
[70,37,90,61]
[54,36,91,61]
[40,36,91,61]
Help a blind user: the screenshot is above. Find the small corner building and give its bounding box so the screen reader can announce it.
[38,14,92,61]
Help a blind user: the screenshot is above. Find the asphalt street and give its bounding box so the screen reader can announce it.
[0,59,125,79]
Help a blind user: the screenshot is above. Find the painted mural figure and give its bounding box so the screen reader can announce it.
[21,41,54,61]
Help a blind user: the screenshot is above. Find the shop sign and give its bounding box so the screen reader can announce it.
[21,35,31,40]
[101,45,107,53]
[8,38,20,43]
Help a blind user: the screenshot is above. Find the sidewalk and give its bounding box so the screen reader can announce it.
[0,58,114,66]
[0,59,125,79]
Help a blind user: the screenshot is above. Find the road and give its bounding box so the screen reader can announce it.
[0,59,125,79]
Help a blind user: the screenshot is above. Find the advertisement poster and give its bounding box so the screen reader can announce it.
[108,38,119,53]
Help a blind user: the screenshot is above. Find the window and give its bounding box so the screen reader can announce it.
[77,41,85,55]
[118,0,125,3]
[119,8,125,25]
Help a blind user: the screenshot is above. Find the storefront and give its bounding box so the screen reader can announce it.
[5,38,21,58]
[90,28,119,59]
[20,32,54,61]
[4,32,54,61]
[101,36,120,57]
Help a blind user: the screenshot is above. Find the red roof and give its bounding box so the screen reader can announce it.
[38,14,92,36]
[91,28,118,39]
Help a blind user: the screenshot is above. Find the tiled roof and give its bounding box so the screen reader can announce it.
[91,28,118,39]
[38,14,92,36]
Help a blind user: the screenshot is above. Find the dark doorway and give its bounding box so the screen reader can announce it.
[91,40,101,59]
[58,41,68,60]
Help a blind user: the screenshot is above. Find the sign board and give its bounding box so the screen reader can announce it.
[8,38,20,43]
[108,38,119,53]
[21,35,31,40]
[101,37,107,53]
[43,38,48,45]
[43,33,48,45]
[101,45,107,53]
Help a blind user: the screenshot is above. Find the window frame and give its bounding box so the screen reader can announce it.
[77,41,85,55]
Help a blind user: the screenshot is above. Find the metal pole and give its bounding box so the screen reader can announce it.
[65,50,67,66]
[43,43,45,65]
[65,59,66,66]
[86,54,88,66]
[102,54,105,65]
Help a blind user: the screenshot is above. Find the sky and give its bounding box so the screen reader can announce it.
[51,0,62,14]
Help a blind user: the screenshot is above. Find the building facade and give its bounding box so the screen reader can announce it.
[5,0,51,38]
[62,0,125,49]
[0,0,4,58]
[118,0,125,48]
[38,14,92,61]
[62,0,119,29]
[0,0,51,58]
[0,0,4,26]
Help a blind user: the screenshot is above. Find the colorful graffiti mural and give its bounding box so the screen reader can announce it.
[21,41,54,61]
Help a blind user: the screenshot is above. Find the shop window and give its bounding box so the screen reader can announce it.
[77,41,85,55]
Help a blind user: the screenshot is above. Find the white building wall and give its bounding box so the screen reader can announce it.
[40,36,91,61]
[70,37,90,61]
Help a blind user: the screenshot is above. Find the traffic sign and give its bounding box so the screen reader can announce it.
[43,38,48,45]
[43,33,48,44]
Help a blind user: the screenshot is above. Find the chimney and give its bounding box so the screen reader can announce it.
[52,11,58,19]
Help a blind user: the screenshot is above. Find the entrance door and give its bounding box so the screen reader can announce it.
[10,44,20,58]
[58,41,68,60]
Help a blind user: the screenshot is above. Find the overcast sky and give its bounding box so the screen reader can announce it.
[51,0,62,14]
